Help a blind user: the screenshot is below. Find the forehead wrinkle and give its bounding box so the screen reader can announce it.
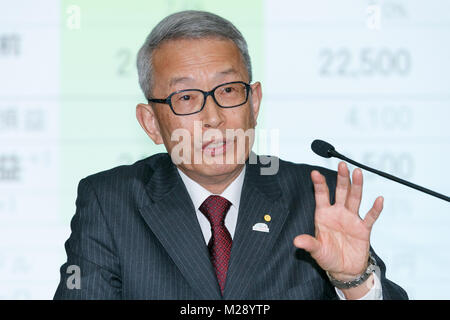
[154,39,247,93]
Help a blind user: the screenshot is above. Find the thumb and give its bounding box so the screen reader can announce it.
[293,234,321,254]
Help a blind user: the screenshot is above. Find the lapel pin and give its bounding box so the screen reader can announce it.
[252,222,269,233]
[264,214,271,222]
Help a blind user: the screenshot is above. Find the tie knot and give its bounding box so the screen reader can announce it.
[199,195,231,227]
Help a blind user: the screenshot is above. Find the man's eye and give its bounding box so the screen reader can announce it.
[223,87,234,93]
[180,95,191,101]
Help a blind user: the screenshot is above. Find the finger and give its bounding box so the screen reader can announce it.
[311,170,330,209]
[363,196,384,229]
[335,161,350,205]
[345,168,363,214]
[293,234,321,255]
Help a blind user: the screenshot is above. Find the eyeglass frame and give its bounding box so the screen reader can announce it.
[147,81,252,116]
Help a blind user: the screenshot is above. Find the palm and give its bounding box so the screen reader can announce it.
[294,162,383,279]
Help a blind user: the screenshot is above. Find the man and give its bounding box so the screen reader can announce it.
[54,10,407,300]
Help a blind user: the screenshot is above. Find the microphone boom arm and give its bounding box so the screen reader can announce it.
[329,149,450,202]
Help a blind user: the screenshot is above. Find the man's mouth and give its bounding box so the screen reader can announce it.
[202,139,228,157]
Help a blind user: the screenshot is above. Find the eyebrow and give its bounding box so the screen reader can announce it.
[217,68,239,77]
[168,68,240,88]
[169,76,193,87]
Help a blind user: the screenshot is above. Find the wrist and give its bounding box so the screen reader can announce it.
[328,262,368,282]
[338,273,375,300]
[326,252,377,290]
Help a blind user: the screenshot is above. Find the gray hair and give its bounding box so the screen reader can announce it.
[136,10,252,100]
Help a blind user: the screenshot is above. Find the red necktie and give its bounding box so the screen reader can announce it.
[199,195,232,295]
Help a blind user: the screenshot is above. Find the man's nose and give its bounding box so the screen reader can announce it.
[201,94,225,128]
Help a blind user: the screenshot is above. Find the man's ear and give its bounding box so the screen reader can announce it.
[250,81,262,126]
[136,103,164,144]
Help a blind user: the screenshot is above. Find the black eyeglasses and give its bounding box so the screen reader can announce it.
[147,81,251,116]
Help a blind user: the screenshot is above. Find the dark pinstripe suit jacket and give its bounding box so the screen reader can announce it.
[54,153,408,300]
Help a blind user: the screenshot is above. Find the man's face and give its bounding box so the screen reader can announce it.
[137,38,262,182]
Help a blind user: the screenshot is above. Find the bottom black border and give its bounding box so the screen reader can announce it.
[0,300,441,318]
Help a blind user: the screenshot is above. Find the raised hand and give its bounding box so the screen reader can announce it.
[293,161,383,282]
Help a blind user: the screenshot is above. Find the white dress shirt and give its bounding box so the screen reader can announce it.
[177,166,382,300]
[177,167,244,243]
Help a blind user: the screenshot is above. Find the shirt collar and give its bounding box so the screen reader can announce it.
[177,166,246,211]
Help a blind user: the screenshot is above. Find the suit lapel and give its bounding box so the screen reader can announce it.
[138,156,222,299]
[224,158,290,299]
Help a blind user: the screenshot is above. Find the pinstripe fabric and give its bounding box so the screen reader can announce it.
[54,152,408,300]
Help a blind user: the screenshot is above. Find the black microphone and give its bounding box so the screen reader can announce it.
[311,139,450,202]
